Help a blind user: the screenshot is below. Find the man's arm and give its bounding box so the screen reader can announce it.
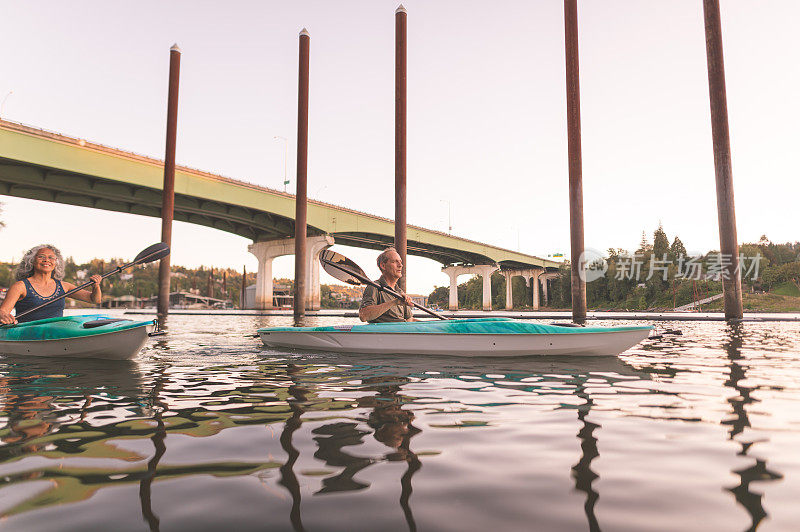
[359,298,404,322]
[359,285,405,322]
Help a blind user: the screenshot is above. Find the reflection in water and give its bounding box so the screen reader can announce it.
[139,362,168,531]
[722,325,783,531]
[279,364,307,532]
[1,318,799,530]
[570,376,600,532]
[360,376,421,532]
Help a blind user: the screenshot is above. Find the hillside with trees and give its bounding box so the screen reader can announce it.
[428,226,800,312]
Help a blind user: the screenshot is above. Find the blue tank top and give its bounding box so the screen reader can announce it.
[14,278,66,323]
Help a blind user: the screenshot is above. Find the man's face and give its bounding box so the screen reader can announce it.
[380,251,403,278]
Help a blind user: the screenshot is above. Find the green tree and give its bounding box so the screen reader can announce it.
[653,224,669,259]
[637,231,652,254]
[670,237,687,259]
[428,286,449,307]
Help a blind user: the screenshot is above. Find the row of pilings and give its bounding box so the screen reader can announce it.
[156,1,744,323]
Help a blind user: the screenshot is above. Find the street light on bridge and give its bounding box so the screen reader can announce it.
[0,91,13,118]
[273,135,289,192]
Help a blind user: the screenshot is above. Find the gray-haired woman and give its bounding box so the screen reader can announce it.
[0,244,102,325]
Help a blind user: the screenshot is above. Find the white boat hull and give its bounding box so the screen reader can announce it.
[259,328,651,357]
[0,324,153,360]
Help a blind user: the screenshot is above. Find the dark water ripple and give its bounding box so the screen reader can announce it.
[1,315,799,531]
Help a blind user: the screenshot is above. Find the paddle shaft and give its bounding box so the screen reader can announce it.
[321,258,447,320]
[15,250,162,321]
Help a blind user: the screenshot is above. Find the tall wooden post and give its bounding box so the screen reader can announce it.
[395,5,408,292]
[157,44,181,317]
[294,29,310,319]
[564,0,587,324]
[703,0,743,320]
[241,265,247,310]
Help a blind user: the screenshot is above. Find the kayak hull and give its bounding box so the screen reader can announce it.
[258,319,652,357]
[0,315,155,360]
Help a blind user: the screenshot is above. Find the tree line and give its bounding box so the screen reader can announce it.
[427,226,800,311]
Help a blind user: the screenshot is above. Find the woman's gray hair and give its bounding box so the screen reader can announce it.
[15,244,66,281]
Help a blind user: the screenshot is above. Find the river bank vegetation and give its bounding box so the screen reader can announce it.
[1,220,797,312]
[428,227,800,312]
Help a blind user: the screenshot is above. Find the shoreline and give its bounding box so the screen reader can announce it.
[120,308,800,322]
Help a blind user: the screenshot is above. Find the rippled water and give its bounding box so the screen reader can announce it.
[1,314,799,531]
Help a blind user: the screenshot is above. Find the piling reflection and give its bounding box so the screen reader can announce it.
[139,361,169,531]
[2,336,796,531]
[570,376,600,532]
[279,363,307,532]
[722,324,783,531]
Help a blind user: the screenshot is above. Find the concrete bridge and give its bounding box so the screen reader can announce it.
[0,119,561,309]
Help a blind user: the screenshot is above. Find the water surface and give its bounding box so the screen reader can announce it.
[1,315,799,531]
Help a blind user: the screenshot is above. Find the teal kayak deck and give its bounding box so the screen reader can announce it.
[0,315,153,342]
[259,318,652,335]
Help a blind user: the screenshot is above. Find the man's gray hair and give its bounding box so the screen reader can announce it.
[15,244,66,281]
[377,247,399,269]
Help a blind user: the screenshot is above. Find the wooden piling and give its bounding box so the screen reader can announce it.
[157,44,181,317]
[563,0,587,324]
[395,5,408,292]
[241,265,247,310]
[703,0,743,320]
[294,29,310,319]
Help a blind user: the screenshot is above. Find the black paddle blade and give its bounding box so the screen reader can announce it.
[319,249,368,285]
[134,242,170,264]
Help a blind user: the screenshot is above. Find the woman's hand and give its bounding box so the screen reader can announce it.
[0,309,17,325]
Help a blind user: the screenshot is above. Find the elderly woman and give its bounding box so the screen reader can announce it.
[0,244,102,325]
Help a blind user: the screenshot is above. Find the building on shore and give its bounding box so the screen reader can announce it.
[243,283,293,309]
[141,291,232,309]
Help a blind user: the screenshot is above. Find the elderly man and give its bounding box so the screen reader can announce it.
[359,247,415,323]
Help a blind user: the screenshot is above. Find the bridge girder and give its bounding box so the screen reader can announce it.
[0,120,561,271]
[0,159,304,242]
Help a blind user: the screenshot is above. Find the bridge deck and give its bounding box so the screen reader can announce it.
[0,119,560,269]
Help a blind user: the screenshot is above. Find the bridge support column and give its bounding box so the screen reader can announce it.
[541,276,548,307]
[442,266,463,311]
[248,235,333,310]
[529,270,541,310]
[540,272,558,307]
[476,265,498,311]
[503,268,545,310]
[308,236,334,310]
[442,264,498,311]
[503,271,514,310]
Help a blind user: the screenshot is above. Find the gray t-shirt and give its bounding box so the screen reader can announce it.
[360,278,412,323]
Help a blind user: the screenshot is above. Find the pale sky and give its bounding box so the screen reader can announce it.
[1,1,798,294]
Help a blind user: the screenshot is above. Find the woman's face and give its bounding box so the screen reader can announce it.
[34,248,57,275]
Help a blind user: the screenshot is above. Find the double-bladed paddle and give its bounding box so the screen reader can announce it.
[319,249,447,320]
[13,242,170,321]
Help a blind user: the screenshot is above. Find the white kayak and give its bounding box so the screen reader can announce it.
[258,318,653,357]
[0,315,156,360]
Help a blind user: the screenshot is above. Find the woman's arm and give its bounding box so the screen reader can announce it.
[62,275,102,304]
[0,282,26,324]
